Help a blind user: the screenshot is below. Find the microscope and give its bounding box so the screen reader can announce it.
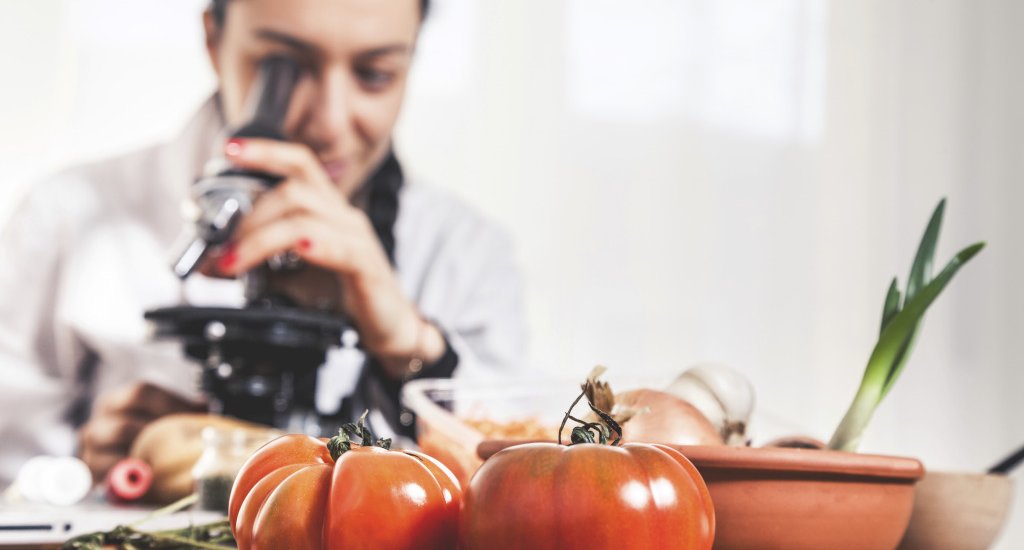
[145,57,350,436]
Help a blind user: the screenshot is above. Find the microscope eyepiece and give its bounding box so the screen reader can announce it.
[170,56,303,280]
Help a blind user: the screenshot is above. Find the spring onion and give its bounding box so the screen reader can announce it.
[828,199,985,452]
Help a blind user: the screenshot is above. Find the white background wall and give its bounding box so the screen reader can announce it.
[1,0,1021,546]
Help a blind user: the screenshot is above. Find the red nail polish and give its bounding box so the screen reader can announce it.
[218,248,238,271]
[298,238,312,251]
[225,138,245,158]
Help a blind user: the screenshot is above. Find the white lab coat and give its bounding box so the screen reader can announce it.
[0,97,526,486]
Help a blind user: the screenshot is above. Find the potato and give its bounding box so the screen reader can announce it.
[129,413,279,504]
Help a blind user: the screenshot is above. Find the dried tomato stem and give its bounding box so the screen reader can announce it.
[558,377,623,447]
[328,410,391,461]
[565,414,592,426]
[558,389,588,445]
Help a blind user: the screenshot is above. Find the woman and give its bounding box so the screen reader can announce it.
[0,0,524,484]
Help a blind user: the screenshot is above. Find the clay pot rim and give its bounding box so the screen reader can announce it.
[478,440,924,481]
[672,444,925,481]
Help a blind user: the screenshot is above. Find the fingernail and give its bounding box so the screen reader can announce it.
[225,138,245,158]
[298,238,312,251]
[218,246,238,271]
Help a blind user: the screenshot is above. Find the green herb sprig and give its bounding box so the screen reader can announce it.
[62,494,235,550]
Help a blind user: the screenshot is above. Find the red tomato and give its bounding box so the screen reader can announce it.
[460,441,715,550]
[228,433,461,550]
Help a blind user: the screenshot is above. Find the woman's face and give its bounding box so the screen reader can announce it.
[205,0,421,197]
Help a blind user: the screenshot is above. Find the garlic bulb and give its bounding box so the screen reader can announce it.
[6,456,92,506]
[665,363,756,446]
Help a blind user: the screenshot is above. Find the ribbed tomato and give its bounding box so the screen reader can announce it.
[460,441,715,550]
[228,427,460,550]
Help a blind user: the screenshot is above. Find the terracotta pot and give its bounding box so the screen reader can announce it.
[672,445,924,550]
[896,471,1015,550]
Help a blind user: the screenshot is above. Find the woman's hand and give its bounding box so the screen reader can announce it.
[79,382,206,481]
[214,138,445,376]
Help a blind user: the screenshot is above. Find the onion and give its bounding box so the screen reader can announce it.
[613,388,724,446]
[562,367,724,447]
[107,458,154,502]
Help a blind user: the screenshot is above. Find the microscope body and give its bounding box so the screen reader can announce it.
[146,57,351,436]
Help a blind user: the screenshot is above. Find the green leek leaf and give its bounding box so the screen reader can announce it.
[828,240,985,452]
[881,199,946,396]
[880,278,901,334]
[906,198,945,303]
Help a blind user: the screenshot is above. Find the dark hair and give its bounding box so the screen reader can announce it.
[209,0,429,265]
[210,0,431,27]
